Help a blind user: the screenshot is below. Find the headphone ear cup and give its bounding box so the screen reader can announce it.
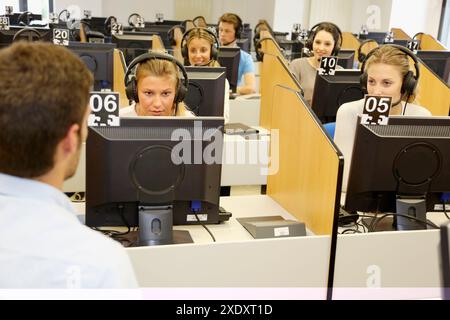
[125,76,139,103]
[360,72,368,93]
[181,44,188,61]
[211,46,218,61]
[358,52,366,63]
[401,70,416,96]
[176,82,188,103]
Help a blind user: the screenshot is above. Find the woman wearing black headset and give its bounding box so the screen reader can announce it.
[120,53,195,117]
[289,22,343,105]
[182,27,230,122]
[334,45,431,191]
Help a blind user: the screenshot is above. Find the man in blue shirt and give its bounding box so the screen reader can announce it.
[0,42,138,288]
[218,13,256,95]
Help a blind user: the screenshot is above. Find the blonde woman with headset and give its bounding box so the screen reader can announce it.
[334,45,431,192]
[120,52,195,117]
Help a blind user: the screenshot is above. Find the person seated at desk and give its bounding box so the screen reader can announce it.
[289,22,343,105]
[218,12,256,95]
[181,27,230,122]
[0,42,137,288]
[120,52,195,117]
[334,44,432,192]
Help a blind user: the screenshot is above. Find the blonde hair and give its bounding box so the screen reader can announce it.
[364,45,418,102]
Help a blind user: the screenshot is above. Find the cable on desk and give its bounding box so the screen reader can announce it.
[371,213,439,232]
[194,212,216,242]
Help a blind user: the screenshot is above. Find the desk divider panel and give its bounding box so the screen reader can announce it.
[416,60,450,116]
[260,53,301,130]
[417,33,448,51]
[391,28,411,40]
[113,49,129,108]
[267,85,343,236]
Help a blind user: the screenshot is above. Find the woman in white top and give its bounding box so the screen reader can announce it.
[334,45,432,192]
[289,22,343,105]
[120,52,195,117]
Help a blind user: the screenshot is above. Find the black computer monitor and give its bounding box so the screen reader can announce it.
[359,32,386,44]
[417,50,450,83]
[0,26,52,47]
[392,39,409,47]
[217,47,240,93]
[236,38,250,53]
[86,117,226,229]
[68,42,115,91]
[337,50,356,69]
[344,116,450,230]
[7,12,42,26]
[311,70,364,123]
[139,24,173,48]
[184,66,226,117]
[112,33,153,65]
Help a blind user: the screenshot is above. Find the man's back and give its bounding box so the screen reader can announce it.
[0,173,138,288]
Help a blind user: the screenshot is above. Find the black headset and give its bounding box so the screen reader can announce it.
[359,44,420,98]
[104,16,117,36]
[128,13,144,27]
[124,52,189,105]
[193,16,207,27]
[357,39,379,63]
[181,27,220,64]
[13,27,42,42]
[305,22,342,56]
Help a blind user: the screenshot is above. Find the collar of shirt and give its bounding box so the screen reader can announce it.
[0,173,77,217]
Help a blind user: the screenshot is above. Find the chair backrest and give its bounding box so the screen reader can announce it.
[323,122,336,139]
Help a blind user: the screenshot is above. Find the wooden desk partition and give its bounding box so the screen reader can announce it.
[417,33,447,51]
[152,35,166,52]
[259,54,301,130]
[113,49,129,108]
[391,28,411,40]
[416,62,450,116]
[267,85,343,236]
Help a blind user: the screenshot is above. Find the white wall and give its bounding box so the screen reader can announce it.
[54,0,103,18]
[390,0,442,38]
[350,0,392,33]
[273,0,310,33]
[102,0,175,26]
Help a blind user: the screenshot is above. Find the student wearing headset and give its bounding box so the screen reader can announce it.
[181,27,230,122]
[289,22,343,105]
[120,52,195,117]
[334,45,432,191]
[218,13,256,95]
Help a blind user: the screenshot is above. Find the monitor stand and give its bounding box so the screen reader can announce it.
[116,230,193,247]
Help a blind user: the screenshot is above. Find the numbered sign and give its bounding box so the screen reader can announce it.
[88,92,120,127]
[53,28,69,46]
[5,6,13,15]
[407,40,420,53]
[136,17,145,28]
[318,56,338,76]
[361,95,391,126]
[111,22,123,36]
[0,16,9,31]
[83,10,92,19]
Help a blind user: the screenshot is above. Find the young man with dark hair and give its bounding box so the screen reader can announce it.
[0,42,137,288]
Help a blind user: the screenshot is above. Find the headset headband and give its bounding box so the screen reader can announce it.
[181,27,220,51]
[309,21,343,49]
[124,52,189,95]
[361,44,420,80]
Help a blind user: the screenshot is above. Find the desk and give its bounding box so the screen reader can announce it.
[228,97,261,127]
[73,195,330,294]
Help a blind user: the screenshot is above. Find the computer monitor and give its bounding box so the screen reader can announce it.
[0,26,52,47]
[393,39,409,47]
[85,117,226,229]
[7,12,42,26]
[311,70,364,123]
[337,50,356,69]
[217,47,240,93]
[358,32,387,44]
[417,50,450,83]
[344,116,450,230]
[112,33,153,65]
[184,66,226,117]
[139,24,173,48]
[68,42,115,91]
[236,38,250,53]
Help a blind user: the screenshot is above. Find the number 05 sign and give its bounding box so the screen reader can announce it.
[361,95,392,126]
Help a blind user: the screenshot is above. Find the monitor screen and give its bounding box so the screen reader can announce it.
[140,24,173,48]
[184,66,226,117]
[112,33,153,65]
[85,117,225,228]
[217,47,240,93]
[417,50,450,84]
[68,42,115,91]
[311,70,364,123]
[345,116,450,229]
[337,49,356,69]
